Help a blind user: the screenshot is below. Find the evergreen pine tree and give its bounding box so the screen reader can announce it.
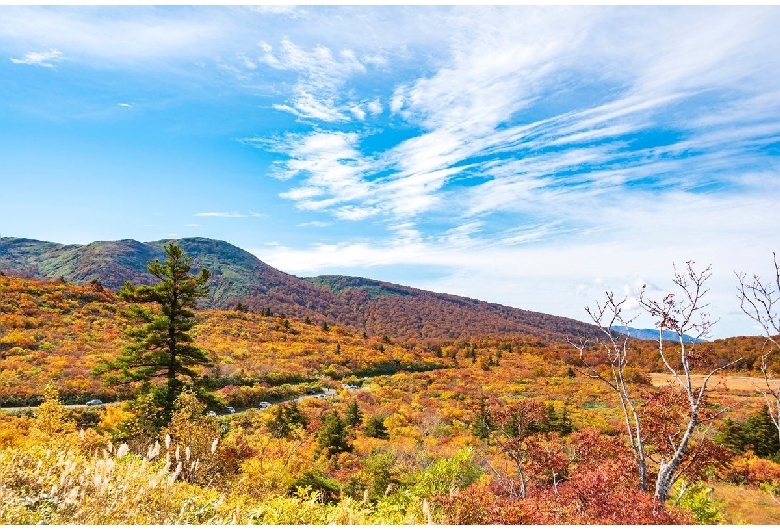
[345,401,363,427]
[364,415,389,440]
[717,405,780,460]
[267,405,291,438]
[317,410,352,455]
[471,398,491,440]
[94,243,210,416]
[266,402,308,438]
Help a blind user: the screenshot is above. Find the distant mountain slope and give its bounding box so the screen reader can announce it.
[303,275,599,340]
[0,236,343,318]
[0,236,599,341]
[612,325,705,343]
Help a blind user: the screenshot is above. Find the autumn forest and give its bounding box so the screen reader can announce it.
[1,240,780,524]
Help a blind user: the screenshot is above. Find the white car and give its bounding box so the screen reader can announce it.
[225,406,236,414]
[86,399,103,406]
[207,410,217,417]
[258,402,271,408]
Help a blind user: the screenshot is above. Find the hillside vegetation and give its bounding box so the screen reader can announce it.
[0,236,599,341]
[0,275,451,406]
[2,273,780,523]
[0,274,775,404]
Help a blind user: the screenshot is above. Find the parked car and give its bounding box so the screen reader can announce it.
[225,406,236,414]
[305,389,317,395]
[85,399,103,406]
[207,410,217,417]
[258,402,271,408]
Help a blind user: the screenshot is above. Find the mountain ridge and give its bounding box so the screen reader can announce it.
[0,236,600,341]
[612,325,705,343]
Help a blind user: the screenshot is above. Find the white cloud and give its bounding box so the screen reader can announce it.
[333,206,379,221]
[194,212,247,218]
[249,6,305,17]
[257,39,369,122]
[367,98,383,115]
[281,8,779,239]
[349,105,366,120]
[266,131,375,210]
[0,7,237,67]
[10,48,63,67]
[297,220,332,227]
[389,89,404,114]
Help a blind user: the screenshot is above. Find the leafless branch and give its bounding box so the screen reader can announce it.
[736,252,780,445]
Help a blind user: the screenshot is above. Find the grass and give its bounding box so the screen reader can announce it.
[650,372,780,393]
[709,482,780,524]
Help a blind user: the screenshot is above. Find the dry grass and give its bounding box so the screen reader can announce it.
[709,483,780,524]
[650,372,780,393]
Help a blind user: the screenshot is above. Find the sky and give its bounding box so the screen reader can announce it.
[1,6,779,339]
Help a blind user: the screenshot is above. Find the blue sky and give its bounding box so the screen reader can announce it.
[2,6,780,338]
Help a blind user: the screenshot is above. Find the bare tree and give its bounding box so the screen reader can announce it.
[571,293,648,493]
[576,261,739,503]
[736,252,780,446]
[640,262,741,502]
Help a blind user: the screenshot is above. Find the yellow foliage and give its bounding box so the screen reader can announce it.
[98,404,134,431]
[0,415,31,449]
[30,385,75,440]
[236,431,318,497]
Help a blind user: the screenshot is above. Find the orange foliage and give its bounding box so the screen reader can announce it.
[727,453,780,485]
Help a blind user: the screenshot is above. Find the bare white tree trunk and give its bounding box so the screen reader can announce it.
[572,293,648,492]
[576,261,739,504]
[640,262,740,503]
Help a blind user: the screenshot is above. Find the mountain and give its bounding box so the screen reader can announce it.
[304,275,597,341]
[612,325,705,343]
[0,236,599,341]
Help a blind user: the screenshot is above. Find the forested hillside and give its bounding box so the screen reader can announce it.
[0,236,599,341]
[2,273,780,523]
[0,275,451,405]
[305,275,596,340]
[0,274,775,405]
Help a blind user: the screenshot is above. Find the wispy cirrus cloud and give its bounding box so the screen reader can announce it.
[260,7,780,239]
[10,48,64,67]
[257,39,370,122]
[0,7,239,68]
[193,211,269,218]
[194,212,247,218]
